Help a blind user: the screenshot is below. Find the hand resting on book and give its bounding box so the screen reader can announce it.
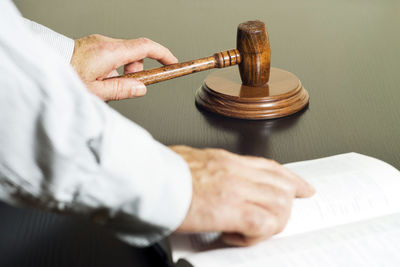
[170,146,315,246]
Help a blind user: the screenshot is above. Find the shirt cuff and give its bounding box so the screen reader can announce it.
[97,108,193,247]
[23,18,75,64]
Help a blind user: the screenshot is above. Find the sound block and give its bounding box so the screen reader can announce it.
[195,67,309,120]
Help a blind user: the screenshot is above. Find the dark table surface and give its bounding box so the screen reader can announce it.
[3,0,400,266]
[108,0,400,169]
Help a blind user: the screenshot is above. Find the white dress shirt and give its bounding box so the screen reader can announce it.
[0,0,192,247]
[23,18,75,64]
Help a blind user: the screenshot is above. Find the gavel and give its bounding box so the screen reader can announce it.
[111,20,271,87]
[111,20,308,120]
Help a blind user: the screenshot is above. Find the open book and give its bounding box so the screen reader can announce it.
[171,153,400,267]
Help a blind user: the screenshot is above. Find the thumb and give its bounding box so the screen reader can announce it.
[88,78,147,101]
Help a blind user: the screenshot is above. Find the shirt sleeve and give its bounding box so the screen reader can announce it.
[0,0,192,247]
[23,18,75,64]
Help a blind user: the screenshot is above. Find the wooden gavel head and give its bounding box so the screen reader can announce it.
[237,20,271,87]
[197,20,308,120]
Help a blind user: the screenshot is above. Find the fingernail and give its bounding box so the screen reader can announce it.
[131,82,146,97]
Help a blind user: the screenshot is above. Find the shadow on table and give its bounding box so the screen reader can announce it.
[197,104,308,157]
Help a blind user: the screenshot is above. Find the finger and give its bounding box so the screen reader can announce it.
[293,176,315,198]
[257,168,315,199]
[220,204,278,240]
[241,182,293,229]
[264,167,316,198]
[116,38,178,67]
[212,149,279,170]
[124,60,144,74]
[87,78,147,101]
[221,233,267,247]
[234,157,315,198]
[226,163,312,199]
[207,149,315,198]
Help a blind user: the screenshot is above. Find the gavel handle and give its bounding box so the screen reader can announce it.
[107,49,241,85]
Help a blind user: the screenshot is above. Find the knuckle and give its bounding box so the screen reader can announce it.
[242,210,267,235]
[205,148,223,160]
[138,37,152,45]
[109,80,125,100]
[281,181,297,196]
[89,33,101,39]
[275,194,292,211]
[267,159,281,169]
[213,148,233,160]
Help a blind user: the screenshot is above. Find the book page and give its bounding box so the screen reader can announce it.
[280,152,400,236]
[186,213,400,267]
[171,153,400,261]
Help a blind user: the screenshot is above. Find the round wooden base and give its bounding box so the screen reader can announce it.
[195,67,309,120]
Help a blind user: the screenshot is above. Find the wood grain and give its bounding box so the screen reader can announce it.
[237,20,271,87]
[111,49,240,85]
[196,67,309,119]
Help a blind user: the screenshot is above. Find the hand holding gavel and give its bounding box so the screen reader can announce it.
[71,21,271,101]
[109,20,271,88]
